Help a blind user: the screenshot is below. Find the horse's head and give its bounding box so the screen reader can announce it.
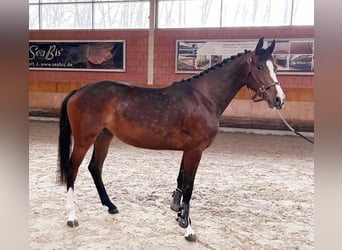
[245,37,285,109]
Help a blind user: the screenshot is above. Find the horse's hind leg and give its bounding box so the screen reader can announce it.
[66,142,93,227]
[88,128,118,214]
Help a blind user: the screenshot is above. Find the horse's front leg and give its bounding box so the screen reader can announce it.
[171,158,184,212]
[176,150,202,241]
[177,200,196,241]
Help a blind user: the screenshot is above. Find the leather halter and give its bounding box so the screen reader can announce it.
[248,82,279,102]
[245,60,279,102]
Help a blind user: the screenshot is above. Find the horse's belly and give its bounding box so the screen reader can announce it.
[113,126,186,150]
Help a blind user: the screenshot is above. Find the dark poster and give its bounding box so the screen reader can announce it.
[29,40,125,71]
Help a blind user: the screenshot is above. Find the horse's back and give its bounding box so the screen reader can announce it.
[65,81,187,146]
[65,80,217,150]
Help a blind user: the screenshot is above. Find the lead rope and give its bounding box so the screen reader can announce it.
[276,110,314,144]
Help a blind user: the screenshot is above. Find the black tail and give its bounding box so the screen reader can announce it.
[57,89,77,184]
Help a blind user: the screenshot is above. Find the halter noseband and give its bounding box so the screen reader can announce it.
[245,60,279,102]
[248,82,279,102]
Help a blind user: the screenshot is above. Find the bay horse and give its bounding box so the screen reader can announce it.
[57,37,285,241]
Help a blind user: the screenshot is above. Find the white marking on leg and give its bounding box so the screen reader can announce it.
[66,188,78,222]
[183,216,197,241]
[184,224,195,238]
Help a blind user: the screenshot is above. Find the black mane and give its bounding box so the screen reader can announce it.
[177,49,251,84]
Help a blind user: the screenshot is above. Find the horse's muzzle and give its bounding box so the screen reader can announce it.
[268,96,285,110]
[272,83,285,109]
[275,96,285,109]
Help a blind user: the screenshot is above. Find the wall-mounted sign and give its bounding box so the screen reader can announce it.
[176,39,314,75]
[29,40,125,72]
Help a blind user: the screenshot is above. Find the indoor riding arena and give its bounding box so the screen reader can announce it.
[29,1,314,249]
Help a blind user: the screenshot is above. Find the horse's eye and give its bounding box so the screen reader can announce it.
[257,65,263,70]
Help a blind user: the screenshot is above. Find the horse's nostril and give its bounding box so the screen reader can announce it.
[275,96,284,109]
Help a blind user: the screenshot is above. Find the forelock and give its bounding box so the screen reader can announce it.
[257,49,272,61]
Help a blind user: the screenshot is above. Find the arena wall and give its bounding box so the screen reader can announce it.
[29,26,314,131]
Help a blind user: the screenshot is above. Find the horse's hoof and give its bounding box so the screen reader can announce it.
[185,233,197,242]
[108,207,119,214]
[67,219,79,227]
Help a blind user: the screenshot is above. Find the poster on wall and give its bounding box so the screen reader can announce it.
[29,40,125,72]
[272,40,314,72]
[176,39,314,75]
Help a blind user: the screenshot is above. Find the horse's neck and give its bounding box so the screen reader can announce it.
[192,57,247,115]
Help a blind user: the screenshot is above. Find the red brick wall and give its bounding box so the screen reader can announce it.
[29,26,314,130]
[29,26,314,90]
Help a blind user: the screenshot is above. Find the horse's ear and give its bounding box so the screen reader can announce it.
[255,37,264,55]
[266,39,276,54]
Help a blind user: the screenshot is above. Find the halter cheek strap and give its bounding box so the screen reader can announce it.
[245,59,279,102]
